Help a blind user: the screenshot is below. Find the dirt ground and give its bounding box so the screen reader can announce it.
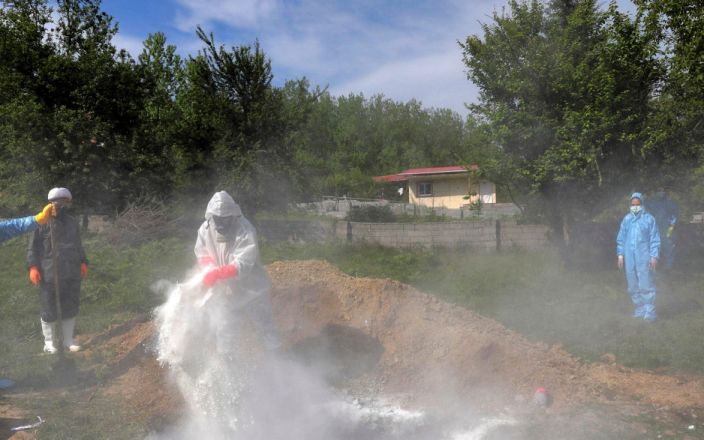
[4,260,704,439]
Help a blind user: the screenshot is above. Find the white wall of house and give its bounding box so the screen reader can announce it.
[408,174,470,209]
[407,174,497,209]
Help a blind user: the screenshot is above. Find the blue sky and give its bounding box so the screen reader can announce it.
[102,0,636,116]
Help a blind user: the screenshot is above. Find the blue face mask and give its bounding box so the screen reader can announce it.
[630,205,642,215]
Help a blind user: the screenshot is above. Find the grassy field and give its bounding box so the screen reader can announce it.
[0,234,193,382]
[1,233,703,438]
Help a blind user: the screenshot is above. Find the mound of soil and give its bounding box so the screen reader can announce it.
[268,260,704,413]
[61,260,704,434]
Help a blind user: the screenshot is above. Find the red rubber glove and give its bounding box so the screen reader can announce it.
[29,266,41,285]
[219,264,238,280]
[81,262,88,279]
[202,264,238,287]
[203,267,220,287]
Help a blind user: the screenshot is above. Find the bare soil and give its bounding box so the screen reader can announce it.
[4,260,704,438]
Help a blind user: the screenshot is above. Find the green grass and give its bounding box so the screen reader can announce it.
[12,389,149,440]
[0,233,193,380]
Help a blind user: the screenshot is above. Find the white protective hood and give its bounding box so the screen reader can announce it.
[205,191,242,219]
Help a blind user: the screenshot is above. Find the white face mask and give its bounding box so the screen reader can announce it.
[630,205,642,215]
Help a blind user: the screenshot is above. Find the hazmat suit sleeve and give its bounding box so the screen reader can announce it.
[193,221,222,270]
[194,223,211,265]
[616,215,629,256]
[0,216,38,243]
[26,226,44,269]
[648,216,661,259]
[227,218,260,275]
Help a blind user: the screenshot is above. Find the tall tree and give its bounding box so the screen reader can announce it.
[0,0,54,211]
[174,28,287,213]
[637,0,704,215]
[0,0,150,213]
[461,0,660,241]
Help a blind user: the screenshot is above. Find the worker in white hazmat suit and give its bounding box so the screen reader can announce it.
[194,191,281,353]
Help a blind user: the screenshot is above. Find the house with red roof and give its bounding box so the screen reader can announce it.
[373,165,496,209]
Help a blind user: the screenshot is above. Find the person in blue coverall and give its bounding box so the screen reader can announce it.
[646,187,678,270]
[617,192,661,322]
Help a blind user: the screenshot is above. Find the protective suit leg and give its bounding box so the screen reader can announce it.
[625,259,644,317]
[40,319,57,354]
[61,317,81,352]
[627,256,657,321]
[637,264,657,321]
[630,293,646,318]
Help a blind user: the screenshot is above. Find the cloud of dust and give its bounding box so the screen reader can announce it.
[145,267,518,439]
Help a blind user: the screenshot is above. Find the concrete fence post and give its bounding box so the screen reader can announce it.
[496,219,502,251]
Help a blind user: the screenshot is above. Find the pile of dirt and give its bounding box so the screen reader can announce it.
[268,260,704,414]
[68,260,704,430]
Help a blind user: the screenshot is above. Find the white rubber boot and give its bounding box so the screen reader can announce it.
[40,319,57,354]
[61,317,81,352]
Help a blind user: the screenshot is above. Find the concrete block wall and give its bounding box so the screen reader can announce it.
[500,223,550,250]
[337,220,550,251]
[257,219,335,242]
[83,215,550,251]
[297,199,521,220]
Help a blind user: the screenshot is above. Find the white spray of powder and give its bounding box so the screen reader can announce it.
[149,269,521,440]
[152,269,258,437]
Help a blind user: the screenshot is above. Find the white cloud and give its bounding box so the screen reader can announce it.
[330,50,477,113]
[164,0,636,115]
[262,1,491,114]
[173,0,280,32]
[112,32,146,57]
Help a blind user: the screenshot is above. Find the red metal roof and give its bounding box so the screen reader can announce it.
[372,174,408,183]
[398,165,478,176]
[373,165,479,183]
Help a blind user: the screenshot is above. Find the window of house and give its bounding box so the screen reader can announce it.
[417,182,432,197]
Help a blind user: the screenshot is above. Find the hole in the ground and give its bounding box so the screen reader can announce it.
[289,324,384,384]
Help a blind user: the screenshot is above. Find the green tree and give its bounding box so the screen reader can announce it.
[637,0,704,216]
[461,0,660,241]
[173,27,289,214]
[0,0,55,211]
[0,0,155,213]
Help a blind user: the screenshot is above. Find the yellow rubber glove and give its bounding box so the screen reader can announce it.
[666,225,674,238]
[34,203,56,225]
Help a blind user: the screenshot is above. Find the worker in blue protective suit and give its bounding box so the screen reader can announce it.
[617,192,661,322]
[646,187,678,271]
